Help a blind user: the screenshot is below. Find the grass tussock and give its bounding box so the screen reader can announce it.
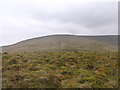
[2,51,118,88]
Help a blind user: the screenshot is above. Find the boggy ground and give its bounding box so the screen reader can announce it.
[2,51,118,88]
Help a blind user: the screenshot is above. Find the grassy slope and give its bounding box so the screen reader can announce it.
[82,35,118,46]
[2,51,118,88]
[2,35,118,53]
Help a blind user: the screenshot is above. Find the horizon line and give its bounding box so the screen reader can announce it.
[1,34,118,47]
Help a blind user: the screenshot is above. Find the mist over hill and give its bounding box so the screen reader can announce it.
[2,35,118,53]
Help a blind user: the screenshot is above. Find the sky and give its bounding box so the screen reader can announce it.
[0,0,118,46]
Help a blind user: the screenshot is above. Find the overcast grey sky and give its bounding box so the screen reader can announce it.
[0,0,118,46]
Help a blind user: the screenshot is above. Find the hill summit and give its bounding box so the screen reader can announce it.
[2,35,118,53]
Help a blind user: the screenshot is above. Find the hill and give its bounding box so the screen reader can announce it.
[2,35,118,88]
[2,35,118,53]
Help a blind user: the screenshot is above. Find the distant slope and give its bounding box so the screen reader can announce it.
[83,35,118,46]
[2,35,118,53]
